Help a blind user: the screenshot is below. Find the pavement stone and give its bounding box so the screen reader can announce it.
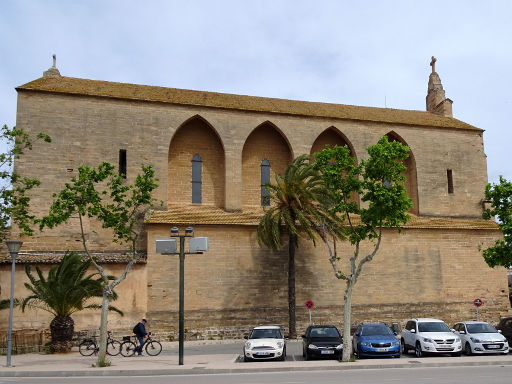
[1,340,511,377]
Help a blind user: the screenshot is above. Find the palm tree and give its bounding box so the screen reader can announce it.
[20,252,121,352]
[257,154,343,338]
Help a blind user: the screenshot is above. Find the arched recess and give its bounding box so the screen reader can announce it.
[386,131,419,215]
[168,115,225,207]
[242,121,292,207]
[310,127,359,206]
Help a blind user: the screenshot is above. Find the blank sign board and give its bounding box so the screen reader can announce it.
[189,237,209,252]
[156,238,177,254]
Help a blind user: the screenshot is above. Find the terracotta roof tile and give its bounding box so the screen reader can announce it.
[17,76,479,131]
[147,205,498,230]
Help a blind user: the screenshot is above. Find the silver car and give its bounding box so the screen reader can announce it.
[453,321,509,355]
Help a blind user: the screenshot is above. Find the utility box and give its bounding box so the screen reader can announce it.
[189,237,209,252]
[156,238,177,254]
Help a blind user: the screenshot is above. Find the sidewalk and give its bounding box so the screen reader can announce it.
[1,341,512,377]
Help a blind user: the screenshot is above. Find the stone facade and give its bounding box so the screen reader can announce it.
[0,61,509,340]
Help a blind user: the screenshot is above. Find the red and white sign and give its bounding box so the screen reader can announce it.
[305,300,314,309]
[473,298,483,307]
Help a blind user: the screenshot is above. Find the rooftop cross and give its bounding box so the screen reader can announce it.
[430,56,437,73]
[52,54,56,68]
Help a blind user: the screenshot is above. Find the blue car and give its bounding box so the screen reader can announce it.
[352,323,401,358]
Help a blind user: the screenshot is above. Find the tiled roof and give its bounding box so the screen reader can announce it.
[0,250,147,265]
[17,76,479,131]
[147,205,498,230]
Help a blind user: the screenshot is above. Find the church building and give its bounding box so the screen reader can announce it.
[1,58,509,339]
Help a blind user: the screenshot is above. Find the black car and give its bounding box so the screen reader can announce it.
[301,325,343,360]
[496,317,512,348]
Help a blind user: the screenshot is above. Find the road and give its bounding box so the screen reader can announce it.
[1,366,511,384]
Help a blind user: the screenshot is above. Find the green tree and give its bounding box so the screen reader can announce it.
[314,136,412,361]
[39,162,159,366]
[481,176,512,268]
[257,154,343,338]
[19,252,120,352]
[0,124,51,242]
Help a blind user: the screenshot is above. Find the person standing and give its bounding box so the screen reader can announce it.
[133,318,147,355]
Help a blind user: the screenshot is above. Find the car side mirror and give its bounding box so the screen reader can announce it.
[301,334,306,338]
[284,335,289,339]
[244,335,248,340]
[354,332,360,337]
[498,330,502,334]
[410,329,416,333]
[393,332,398,336]
[451,329,456,333]
[459,330,466,334]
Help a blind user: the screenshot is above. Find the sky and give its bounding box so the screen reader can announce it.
[0,0,511,184]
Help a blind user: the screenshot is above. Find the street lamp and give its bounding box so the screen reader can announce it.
[5,240,22,368]
[155,227,208,365]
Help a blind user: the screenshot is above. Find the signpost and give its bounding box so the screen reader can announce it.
[473,298,483,320]
[305,300,314,325]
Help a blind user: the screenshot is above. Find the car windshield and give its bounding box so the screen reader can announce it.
[418,322,451,332]
[466,323,498,334]
[309,327,340,338]
[249,328,283,339]
[361,325,393,336]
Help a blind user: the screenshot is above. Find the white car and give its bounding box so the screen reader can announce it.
[401,318,462,357]
[454,321,509,355]
[243,325,286,361]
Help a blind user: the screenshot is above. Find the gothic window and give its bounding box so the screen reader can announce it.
[261,159,270,206]
[192,154,202,203]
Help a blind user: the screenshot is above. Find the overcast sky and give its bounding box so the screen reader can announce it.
[1,0,511,184]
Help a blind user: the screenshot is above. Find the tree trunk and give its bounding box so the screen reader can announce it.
[96,288,110,366]
[50,315,74,353]
[288,233,296,339]
[341,278,354,362]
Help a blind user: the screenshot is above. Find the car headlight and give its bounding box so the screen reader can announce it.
[392,341,400,346]
[360,342,370,346]
[470,337,482,343]
[422,338,433,343]
[276,341,284,348]
[335,344,343,350]
[308,344,319,350]
[455,337,461,343]
[245,342,252,349]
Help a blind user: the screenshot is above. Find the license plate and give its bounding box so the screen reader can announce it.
[320,350,334,354]
[375,348,388,352]
[487,345,500,349]
[255,351,270,355]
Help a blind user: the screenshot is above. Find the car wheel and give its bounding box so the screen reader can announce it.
[401,339,407,354]
[464,342,472,356]
[305,351,310,361]
[415,342,423,358]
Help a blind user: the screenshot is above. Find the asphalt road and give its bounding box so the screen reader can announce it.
[2,366,512,384]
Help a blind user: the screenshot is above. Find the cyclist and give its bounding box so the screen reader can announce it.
[133,318,147,356]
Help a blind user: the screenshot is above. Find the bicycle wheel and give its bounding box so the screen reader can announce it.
[145,340,162,356]
[120,341,137,357]
[107,340,122,356]
[79,339,97,356]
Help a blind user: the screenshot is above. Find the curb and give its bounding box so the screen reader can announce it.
[1,359,512,377]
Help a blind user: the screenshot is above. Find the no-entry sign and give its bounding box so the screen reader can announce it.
[305,300,314,309]
[473,298,483,307]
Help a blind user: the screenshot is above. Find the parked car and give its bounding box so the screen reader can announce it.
[401,318,462,357]
[495,317,512,348]
[453,321,509,355]
[301,325,343,360]
[243,325,286,362]
[352,323,400,358]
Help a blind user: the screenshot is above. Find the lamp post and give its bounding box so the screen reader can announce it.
[5,240,22,368]
[156,227,208,365]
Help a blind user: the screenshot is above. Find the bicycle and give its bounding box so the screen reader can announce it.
[120,332,162,357]
[78,330,122,356]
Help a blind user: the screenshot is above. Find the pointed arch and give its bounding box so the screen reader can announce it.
[311,127,359,206]
[310,126,357,164]
[385,131,419,215]
[168,115,225,207]
[242,121,292,207]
